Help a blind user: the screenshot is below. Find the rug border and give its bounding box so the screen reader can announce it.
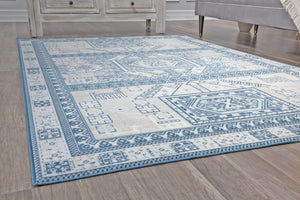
[17,38,38,185]
[32,138,300,185]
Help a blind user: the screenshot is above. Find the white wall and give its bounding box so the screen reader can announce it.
[0,0,27,21]
[0,0,197,22]
[166,0,196,20]
[167,0,195,10]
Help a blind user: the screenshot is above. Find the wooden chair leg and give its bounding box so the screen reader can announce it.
[199,16,204,38]
[254,25,259,36]
[146,19,151,33]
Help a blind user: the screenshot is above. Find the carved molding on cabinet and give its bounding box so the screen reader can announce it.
[26,0,166,37]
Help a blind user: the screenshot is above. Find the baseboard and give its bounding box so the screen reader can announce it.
[0,9,28,22]
[166,10,216,21]
[0,9,214,22]
[166,10,198,21]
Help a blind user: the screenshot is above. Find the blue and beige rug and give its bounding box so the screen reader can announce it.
[17,35,300,185]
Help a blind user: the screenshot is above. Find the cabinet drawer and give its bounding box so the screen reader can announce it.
[106,0,156,13]
[40,0,100,14]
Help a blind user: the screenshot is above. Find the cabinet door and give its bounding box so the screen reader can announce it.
[40,0,100,14]
[106,0,156,13]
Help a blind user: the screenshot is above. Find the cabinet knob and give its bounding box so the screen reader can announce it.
[69,1,73,5]
[131,2,134,6]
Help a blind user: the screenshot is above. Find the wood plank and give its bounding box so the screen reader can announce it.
[0,71,25,128]
[15,22,31,38]
[0,25,33,194]
[286,142,300,151]
[76,174,131,200]
[3,190,32,200]
[253,143,300,183]
[224,151,300,200]
[0,70,32,194]
[31,186,52,200]
[0,23,19,72]
[0,23,17,38]
[191,155,271,200]
[0,187,52,200]
[0,50,20,72]
[119,161,227,200]
[51,181,82,200]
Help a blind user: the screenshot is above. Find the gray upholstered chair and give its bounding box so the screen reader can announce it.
[195,0,298,38]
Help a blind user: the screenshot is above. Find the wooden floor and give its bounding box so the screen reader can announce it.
[0,20,300,200]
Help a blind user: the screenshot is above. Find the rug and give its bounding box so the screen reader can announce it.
[17,35,300,185]
[281,0,300,31]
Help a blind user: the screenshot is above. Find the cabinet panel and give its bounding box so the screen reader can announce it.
[27,0,165,37]
[40,0,100,14]
[106,0,156,13]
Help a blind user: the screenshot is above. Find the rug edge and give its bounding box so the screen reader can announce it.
[33,137,300,185]
[16,38,38,186]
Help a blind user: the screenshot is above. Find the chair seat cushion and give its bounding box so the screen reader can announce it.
[197,0,283,8]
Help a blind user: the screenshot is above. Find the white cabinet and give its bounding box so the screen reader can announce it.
[40,0,100,14]
[26,0,166,37]
[106,0,156,13]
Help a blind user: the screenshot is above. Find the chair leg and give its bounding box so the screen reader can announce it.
[199,16,205,38]
[146,19,151,33]
[296,32,300,40]
[254,25,259,36]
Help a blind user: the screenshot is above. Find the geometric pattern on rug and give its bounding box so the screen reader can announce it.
[17,35,300,185]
